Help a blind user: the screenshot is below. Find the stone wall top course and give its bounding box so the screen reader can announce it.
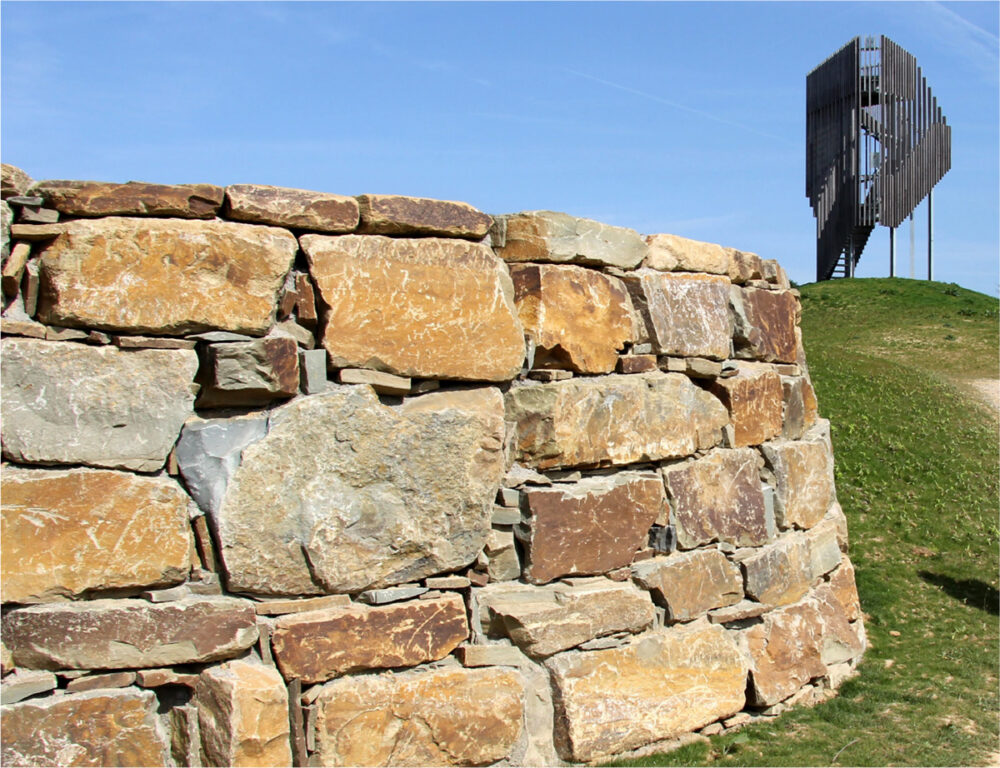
[30,179,224,219]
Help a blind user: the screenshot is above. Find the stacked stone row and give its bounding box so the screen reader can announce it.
[0,163,866,767]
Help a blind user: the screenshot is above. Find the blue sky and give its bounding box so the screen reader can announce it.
[2,1,997,294]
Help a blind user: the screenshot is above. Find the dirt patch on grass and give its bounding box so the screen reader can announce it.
[967,378,1000,416]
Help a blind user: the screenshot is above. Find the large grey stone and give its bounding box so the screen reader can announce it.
[175,414,269,516]
[1,339,198,471]
[215,385,507,595]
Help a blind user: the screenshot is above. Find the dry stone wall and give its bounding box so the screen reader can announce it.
[0,162,866,767]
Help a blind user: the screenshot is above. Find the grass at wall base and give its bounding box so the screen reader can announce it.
[609,278,999,768]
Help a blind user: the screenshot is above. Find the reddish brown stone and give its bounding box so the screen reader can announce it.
[781,375,819,439]
[519,472,666,584]
[32,179,224,218]
[618,354,658,374]
[2,164,34,199]
[271,594,468,684]
[225,183,358,232]
[761,435,835,530]
[824,559,862,622]
[510,263,634,374]
[632,549,743,622]
[811,585,866,666]
[65,671,137,693]
[731,286,798,363]
[708,363,783,447]
[357,193,492,238]
[294,272,318,326]
[739,531,812,607]
[624,271,732,359]
[743,600,826,707]
[197,336,300,407]
[662,448,771,549]
[2,597,258,670]
[1,688,171,766]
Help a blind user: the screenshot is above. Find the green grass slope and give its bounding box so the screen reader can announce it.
[611,278,999,767]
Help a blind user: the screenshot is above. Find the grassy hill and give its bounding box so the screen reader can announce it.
[613,277,999,767]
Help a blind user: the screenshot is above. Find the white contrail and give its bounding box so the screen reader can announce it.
[563,67,791,144]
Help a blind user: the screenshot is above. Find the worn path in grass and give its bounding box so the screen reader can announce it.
[609,278,999,768]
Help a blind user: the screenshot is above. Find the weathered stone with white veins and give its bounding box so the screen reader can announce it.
[2,467,193,604]
[216,385,507,595]
[632,549,743,622]
[761,433,835,530]
[1,339,198,471]
[2,597,258,670]
[175,414,269,516]
[495,210,647,269]
[1,687,172,767]
[302,234,524,381]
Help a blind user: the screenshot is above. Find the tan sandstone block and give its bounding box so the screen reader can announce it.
[643,232,731,275]
[313,666,525,766]
[632,549,743,622]
[475,578,655,656]
[742,600,826,707]
[781,375,819,440]
[196,658,292,767]
[811,585,867,667]
[271,594,469,684]
[1,467,192,604]
[708,362,783,447]
[225,183,359,232]
[624,270,732,359]
[36,217,296,335]
[739,531,812,607]
[518,473,666,584]
[545,623,747,761]
[761,436,835,530]
[2,597,258,670]
[1,688,171,767]
[662,447,771,549]
[506,372,728,470]
[357,194,492,238]
[495,210,647,269]
[2,164,34,199]
[510,262,633,373]
[824,559,862,622]
[301,234,524,381]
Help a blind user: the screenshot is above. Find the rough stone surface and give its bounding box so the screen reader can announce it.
[495,211,647,269]
[476,578,655,657]
[2,164,33,199]
[1,467,192,604]
[781,375,819,440]
[1,669,58,704]
[624,270,732,359]
[825,559,862,622]
[2,596,258,670]
[812,586,867,666]
[707,363,783,448]
[805,518,843,579]
[197,336,300,407]
[642,233,732,275]
[338,368,411,395]
[271,594,468,683]
[216,386,506,595]
[510,262,633,373]
[663,448,771,549]
[225,183,359,232]
[743,600,826,707]
[761,436,835,530]
[357,194,492,238]
[484,529,522,582]
[546,623,747,761]
[195,658,292,768]
[740,532,812,608]
[36,217,296,335]
[31,179,224,218]
[1,339,198,471]
[302,234,524,381]
[175,414,268,516]
[731,286,799,363]
[518,472,666,584]
[506,372,728,470]
[632,549,744,622]
[0,688,171,767]
[313,666,525,766]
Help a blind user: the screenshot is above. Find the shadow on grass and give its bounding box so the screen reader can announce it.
[918,570,1000,615]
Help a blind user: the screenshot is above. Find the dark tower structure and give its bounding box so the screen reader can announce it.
[806,36,951,281]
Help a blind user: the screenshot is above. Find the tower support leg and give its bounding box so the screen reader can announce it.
[889,227,896,277]
[928,189,934,282]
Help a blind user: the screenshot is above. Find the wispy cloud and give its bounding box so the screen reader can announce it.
[562,67,792,145]
[921,2,999,83]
